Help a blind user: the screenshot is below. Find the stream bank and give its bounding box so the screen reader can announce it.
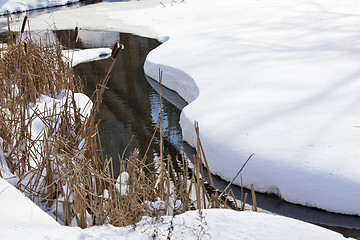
[56,29,360,238]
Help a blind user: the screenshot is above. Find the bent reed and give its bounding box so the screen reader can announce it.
[0,17,255,229]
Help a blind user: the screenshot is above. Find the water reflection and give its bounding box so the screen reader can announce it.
[55,30,184,174]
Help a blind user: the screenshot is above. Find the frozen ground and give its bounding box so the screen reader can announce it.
[12,0,360,216]
[0,0,79,15]
[0,178,353,239]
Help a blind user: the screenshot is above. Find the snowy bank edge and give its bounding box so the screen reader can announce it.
[0,0,80,16]
[143,39,360,217]
[0,206,353,240]
[12,0,360,217]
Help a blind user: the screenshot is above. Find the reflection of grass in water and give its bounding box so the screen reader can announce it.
[0,19,255,230]
[69,31,183,175]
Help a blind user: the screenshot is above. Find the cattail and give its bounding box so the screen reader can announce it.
[111,41,120,58]
[7,11,11,32]
[74,26,79,43]
[113,43,124,59]
[24,42,27,53]
[21,15,28,34]
[111,41,124,59]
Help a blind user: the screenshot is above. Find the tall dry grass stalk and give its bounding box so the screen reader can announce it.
[0,17,257,230]
[0,19,118,228]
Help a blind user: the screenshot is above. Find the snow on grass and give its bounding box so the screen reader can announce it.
[0,194,353,240]
[0,174,354,239]
[26,90,92,145]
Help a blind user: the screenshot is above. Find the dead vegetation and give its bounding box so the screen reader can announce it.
[0,16,255,229]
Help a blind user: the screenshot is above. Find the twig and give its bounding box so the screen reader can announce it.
[219,154,254,198]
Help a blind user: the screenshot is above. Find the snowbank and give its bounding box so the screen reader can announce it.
[112,0,360,215]
[0,0,359,236]
[0,204,353,240]
[0,0,79,15]
[9,0,360,216]
[0,177,59,226]
[136,209,352,240]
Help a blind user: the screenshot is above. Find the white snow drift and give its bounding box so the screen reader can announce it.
[0,0,79,15]
[27,0,358,216]
[3,0,360,217]
[0,0,359,238]
[113,0,360,215]
[0,180,352,240]
[20,0,358,216]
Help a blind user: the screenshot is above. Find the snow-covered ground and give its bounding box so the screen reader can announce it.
[122,0,360,216]
[0,0,79,15]
[0,179,353,240]
[13,0,360,216]
[0,0,359,239]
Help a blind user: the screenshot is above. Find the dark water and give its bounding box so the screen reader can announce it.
[55,30,360,238]
[55,30,185,173]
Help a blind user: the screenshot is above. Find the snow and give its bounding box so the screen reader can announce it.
[0,139,18,186]
[63,47,112,66]
[0,0,359,238]
[0,193,353,240]
[135,209,351,240]
[0,177,59,226]
[116,172,129,196]
[130,0,360,216]
[11,0,360,215]
[27,91,93,140]
[23,29,113,66]
[7,153,346,240]
[0,0,79,15]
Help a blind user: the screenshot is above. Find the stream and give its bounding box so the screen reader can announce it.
[55,29,360,238]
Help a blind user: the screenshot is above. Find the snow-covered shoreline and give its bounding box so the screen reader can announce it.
[0,0,359,238]
[31,0,360,216]
[0,176,353,240]
[0,0,80,15]
[141,0,360,215]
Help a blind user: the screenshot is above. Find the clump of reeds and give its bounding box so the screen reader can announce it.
[0,17,108,227]
[1,18,76,104]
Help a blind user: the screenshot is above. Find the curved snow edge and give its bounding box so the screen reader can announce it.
[143,50,199,150]
[143,46,360,217]
[144,60,199,105]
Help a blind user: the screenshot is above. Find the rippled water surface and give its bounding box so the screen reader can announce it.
[55,30,186,172]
